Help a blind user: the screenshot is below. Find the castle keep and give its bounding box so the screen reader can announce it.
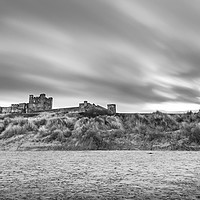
[0,94,116,114]
[28,94,53,113]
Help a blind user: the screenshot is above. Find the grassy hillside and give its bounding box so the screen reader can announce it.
[0,110,200,150]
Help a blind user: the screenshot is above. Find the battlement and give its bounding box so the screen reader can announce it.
[29,94,52,104]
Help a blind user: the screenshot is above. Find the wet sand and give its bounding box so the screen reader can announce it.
[0,151,199,200]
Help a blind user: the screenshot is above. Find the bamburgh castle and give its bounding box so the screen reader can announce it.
[0,94,116,115]
[0,94,53,114]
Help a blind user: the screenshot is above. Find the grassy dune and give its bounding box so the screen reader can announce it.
[0,110,200,150]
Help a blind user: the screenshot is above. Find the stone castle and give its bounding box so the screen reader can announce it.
[0,94,53,114]
[0,94,116,114]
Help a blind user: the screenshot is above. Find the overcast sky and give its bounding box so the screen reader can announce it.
[1,0,200,112]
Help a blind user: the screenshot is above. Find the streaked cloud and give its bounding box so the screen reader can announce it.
[0,0,200,112]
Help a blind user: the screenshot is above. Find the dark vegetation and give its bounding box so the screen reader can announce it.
[0,110,200,150]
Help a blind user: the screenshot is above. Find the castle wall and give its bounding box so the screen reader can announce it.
[1,107,11,113]
[0,95,116,115]
[49,101,108,114]
[11,103,27,113]
[49,107,80,113]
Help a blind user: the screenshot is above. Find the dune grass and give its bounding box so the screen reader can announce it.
[0,110,200,150]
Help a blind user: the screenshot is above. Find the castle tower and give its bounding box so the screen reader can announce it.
[84,101,88,107]
[49,97,53,109]
[40,93,46,99]
[107,104,116,114]
[29,95,34,103]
